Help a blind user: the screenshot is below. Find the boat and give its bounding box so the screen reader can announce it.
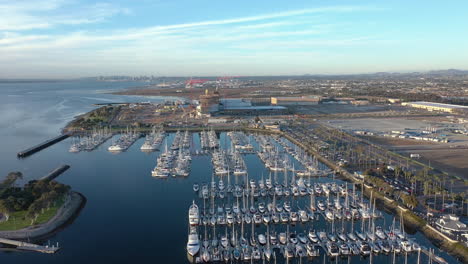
[188,201,199,226]
[326,242,340,257]
[221,235,229,248]
[375,226,387,240]
[297,233,308,244]
[337,232,347,242]
[295,244,306,257]
[359,241,371,256]
[289,233,298,244]
[258,234,267,245]
[306,242,319,257]
[308,230,319,243]
[279,233,287,244]
[355,231,367,241]
[285,246,294,258]
[339,243,350,256]
[378,240,391,254]
[186,227,200,256]
[347,232,357,241]
[193,183,199,192]
[401,240,413,252]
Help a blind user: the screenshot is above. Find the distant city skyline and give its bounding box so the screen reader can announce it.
[1,0,467,78]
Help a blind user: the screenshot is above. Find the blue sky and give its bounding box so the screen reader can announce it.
[0,0,467,78]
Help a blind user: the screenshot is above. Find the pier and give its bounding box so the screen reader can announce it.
[17,133,70,158]
[39,165,70,182]
[0,237,59,254]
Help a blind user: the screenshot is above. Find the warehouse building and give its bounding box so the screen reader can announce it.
[402,101,468,113]
[271,96,321,106]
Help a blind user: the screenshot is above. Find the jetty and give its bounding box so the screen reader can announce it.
[17,133,70,158]
[0,237,59,253]
[39,165,70,182]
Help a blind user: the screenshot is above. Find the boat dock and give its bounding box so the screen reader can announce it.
[17,133,70,158]
[0,237,59,254]
[39,165,70,182]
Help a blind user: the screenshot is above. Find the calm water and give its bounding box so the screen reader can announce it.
[0,81,459,263]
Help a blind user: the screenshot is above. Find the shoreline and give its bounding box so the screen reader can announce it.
[0,191,85,240]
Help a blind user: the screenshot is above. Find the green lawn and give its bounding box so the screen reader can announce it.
[0,196,65,231]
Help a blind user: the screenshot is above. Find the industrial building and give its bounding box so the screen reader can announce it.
[271,96,321,106]
[219,98,286,115]
[402,101,468,113]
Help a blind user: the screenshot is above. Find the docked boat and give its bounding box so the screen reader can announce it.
[359,241,371,256]
[188,201,199,226]
[186,228,200,256]
[308,230,319,243]
[326,242,340,257]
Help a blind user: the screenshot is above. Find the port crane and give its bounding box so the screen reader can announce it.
[185,78,210,89]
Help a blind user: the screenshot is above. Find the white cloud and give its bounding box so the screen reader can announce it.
[0,0,130,31]
[0,4,387,77]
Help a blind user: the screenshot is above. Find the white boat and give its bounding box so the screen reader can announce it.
[108,145,124,152]
[258,234,267,245]
[347,232,357,241]
[188,201,199,226]
[69,144,80,153]
[186,228,200,256]
[326,242,339,257]
[308,230,319,243]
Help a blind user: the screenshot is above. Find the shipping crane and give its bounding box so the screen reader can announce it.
[185,78,210,89]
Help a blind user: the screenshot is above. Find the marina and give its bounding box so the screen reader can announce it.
[151,130,193,177]
[107,128,141,152]
[140,127,166,152]
[149,131,448,263]
[69,128,112,153]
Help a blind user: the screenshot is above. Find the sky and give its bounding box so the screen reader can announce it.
[0,0,468,78]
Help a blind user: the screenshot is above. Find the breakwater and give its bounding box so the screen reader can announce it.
[17,133,70,158]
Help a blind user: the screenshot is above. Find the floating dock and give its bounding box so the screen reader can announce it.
[17,133,70,158]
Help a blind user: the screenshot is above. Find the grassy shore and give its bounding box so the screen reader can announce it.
[0,196,64,231]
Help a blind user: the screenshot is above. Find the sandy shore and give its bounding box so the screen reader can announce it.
[0,191,84,240]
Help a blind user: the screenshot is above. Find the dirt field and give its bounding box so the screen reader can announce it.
[366,136,468,183]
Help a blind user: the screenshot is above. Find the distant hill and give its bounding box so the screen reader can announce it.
[425,69,468,75]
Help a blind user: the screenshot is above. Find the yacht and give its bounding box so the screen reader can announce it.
[306,243,319,257]
[108,144,124,152]
[375,226,387,240]
[299,210,308,223]
[295,244,306,257]
[326,242,340,257]
[308,230,319,243]
[359,242,371,256]
[289,233,298,244]
[221,235,229,248]
[401,240,413,252]
[339,243,350,256]
[69,144,80,153]
[258,234,267,245]
[188,201,199,226]
[297,233,308,244]
[317,200,326,211]
[279,232,287,245]
[378,240,391,254]
[186,228,200,256]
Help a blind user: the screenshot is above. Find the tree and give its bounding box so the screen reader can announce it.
[0,199,13,221]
